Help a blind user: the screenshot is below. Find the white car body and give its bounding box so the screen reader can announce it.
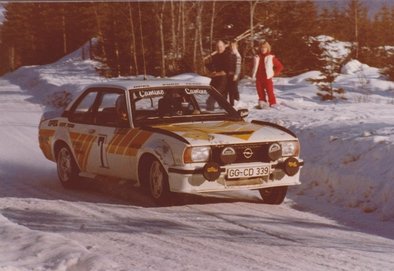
[39,79,303,202]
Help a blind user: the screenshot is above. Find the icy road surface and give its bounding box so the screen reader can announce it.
[1,77,394,271]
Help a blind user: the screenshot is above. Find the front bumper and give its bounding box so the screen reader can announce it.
[168,160,303,193]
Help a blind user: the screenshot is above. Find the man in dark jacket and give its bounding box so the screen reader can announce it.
[206,40,231,110]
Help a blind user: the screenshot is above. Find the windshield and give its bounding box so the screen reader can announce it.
[130,86,240,126]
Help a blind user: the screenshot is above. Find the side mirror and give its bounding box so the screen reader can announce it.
[238,108,249,118]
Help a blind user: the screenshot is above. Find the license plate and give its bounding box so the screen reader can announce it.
[226,165,270,179]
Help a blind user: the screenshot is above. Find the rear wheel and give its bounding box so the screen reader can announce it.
[56,145,81,189]
[145,158,171,205]
[259,186,288,205]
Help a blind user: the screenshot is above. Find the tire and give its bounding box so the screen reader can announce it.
[145,158,171,205]
[56,145,81,189]
[259,186,288,205]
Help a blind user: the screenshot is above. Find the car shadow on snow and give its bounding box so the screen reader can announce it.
[2,205,393,254]
[0,159,262,207]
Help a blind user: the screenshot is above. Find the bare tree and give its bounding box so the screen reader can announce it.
[138,2,147,77]
[250,0,259,54]
[61,7,67,55]
[127,2,139,74]
[93,3,107,61]
[209,1,216,51]
[156,1,166,77]
[193,2,204,71]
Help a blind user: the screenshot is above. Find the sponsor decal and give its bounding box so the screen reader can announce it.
[137,89,164,98]
[207,166,218,173]
[48,120,58,127]
[288,161,298,168]
[184,88,207,95]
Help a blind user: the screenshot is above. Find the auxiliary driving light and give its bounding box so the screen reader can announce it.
[283,157,302,176]
[202,161,221,182]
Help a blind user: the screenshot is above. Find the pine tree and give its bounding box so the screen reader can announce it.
[308,37,346,100]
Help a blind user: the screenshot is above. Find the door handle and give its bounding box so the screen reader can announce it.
[88,128,96,134]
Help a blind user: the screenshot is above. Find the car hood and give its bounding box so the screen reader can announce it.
[153,120,296,145]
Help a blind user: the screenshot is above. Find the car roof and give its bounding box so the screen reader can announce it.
[86,79,209,92]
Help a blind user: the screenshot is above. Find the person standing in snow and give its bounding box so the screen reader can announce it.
[205,40,231,110]
[252,41,283,109]
[227,40,242,106]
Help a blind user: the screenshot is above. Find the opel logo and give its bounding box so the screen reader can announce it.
[243,148,253,159]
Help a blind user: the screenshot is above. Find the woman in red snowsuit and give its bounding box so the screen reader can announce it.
[252,41,283,109]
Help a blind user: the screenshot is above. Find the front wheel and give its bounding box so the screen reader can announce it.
[56,146,81,189]
[147,158,171,205]
[259,186,288,205]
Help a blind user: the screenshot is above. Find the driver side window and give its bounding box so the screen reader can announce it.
[69,91,97,124]
[96,92,129,127]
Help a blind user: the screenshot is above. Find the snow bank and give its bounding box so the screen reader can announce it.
[239,59,394,220]
[341,59,380,76]
[0,214,117,271]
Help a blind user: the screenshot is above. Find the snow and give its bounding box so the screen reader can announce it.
[0,5,4,25]
[312,35,353,60]
[1,40,394,270]
[238,65,394,221]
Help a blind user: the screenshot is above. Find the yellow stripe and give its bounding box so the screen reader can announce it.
[107,134,123,153]
[81,135,96,170]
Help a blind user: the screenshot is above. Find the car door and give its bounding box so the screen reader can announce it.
[66,89,101,173]
[87,89,137,180]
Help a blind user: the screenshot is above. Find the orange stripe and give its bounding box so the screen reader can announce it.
[39,129,55,137]
[125,147,138,156]
[70,132,80,140]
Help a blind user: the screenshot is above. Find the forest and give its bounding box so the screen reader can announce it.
[0,0,393,79]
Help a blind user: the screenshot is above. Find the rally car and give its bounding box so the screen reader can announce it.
[39,79,303,205]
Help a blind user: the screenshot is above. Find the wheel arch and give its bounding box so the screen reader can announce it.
[137,152,166,187]
[53,140,81,170]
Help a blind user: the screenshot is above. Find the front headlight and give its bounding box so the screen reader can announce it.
[183,146,211,163]
[280,141,300,157]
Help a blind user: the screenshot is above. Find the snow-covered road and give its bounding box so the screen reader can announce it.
[1,77,394,270]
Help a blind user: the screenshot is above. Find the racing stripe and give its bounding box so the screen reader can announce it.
[69,132,96,171]
[114,129,140,154]
[75,133,89,167]
[124,130,152,156]
[81,135,96,170]
[107,129,128,153]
